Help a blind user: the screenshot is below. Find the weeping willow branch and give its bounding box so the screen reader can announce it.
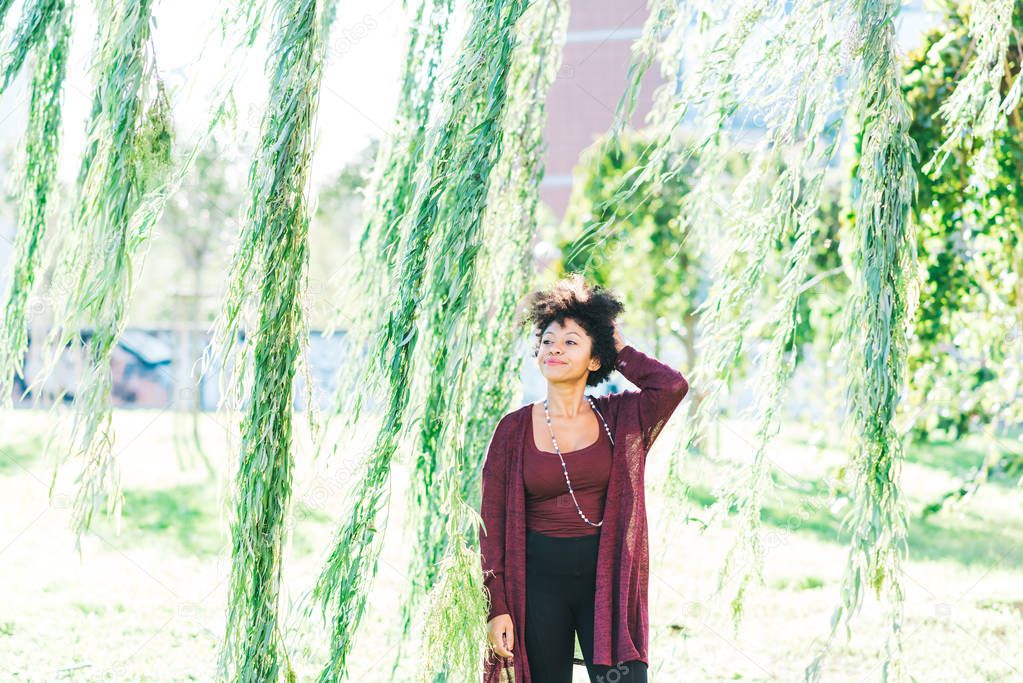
[587,2,859,633]
[220,0,271,47]
[214,0,334,681]
[567,0,771,284]
[0,0,73,409]
[353,0,453,282]
[693,0,856,633]
[0,0,291,561]
[317,0,454,442]
[415,501,492,683]
[581,3,916,659]
[457,0,566,502]
[0,0,64,91]
[573,4,771,516]
[200,0,332,423]
[412,0,566,657]
[18,0,171,553]
[393,1,567,676]
[806,1,918,681]
[310,1,528,679]
[925,0,1020,176]
[611,0,681,138]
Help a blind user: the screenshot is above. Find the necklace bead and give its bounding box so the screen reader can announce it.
[542,396,614,528]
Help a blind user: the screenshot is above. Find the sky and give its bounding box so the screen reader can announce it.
[0,0,944,329]
[0,1,940,210]
[0,0,459,188]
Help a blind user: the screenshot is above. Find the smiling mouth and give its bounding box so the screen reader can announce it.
[546,359,566,365]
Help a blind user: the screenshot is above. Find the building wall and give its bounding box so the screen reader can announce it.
[537,1,939,222]
[539,0,660,220]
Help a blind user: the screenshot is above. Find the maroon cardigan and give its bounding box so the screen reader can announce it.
[480,343,690,681]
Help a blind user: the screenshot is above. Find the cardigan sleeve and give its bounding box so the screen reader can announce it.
[614,343,689,452]
[479,415,511,622]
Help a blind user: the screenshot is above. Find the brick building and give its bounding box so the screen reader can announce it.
[537,0,937,221]
[539,0,659,220]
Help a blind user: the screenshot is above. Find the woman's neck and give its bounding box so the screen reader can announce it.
[544,387,588,417]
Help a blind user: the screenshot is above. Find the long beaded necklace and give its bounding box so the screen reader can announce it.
[542,395,615,528]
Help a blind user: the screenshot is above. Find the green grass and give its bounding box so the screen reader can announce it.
[683,438,1023,571]
[787,431,1022,488]
[93,483,223,558]
[2,409,1022,681]
[904,437,990,479]
[0,433,44,472]
[86,481,335,559]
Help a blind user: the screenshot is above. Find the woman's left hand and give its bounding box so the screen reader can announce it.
[612,319,625,353]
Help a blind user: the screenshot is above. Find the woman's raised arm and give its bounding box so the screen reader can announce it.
[613,343,689,452]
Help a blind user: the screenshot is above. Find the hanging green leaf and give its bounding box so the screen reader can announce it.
[213,0,336,680]
[806,1,917,680]
[23,0,163,553]
[0,0,73,409]
[0,0,65,92]
[396,1,568,678]
[310,1,530,679]
[925,0,1020,176]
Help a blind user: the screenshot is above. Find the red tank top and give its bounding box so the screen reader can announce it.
[524,421,612,537]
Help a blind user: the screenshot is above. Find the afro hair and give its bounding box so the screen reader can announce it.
[523,273,624,387]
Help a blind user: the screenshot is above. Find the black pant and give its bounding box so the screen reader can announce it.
[524,529,649,683]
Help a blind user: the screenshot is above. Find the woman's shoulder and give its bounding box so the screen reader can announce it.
[504,402,533,427]
[511,401,534,415]
[589,389,623,413]
[492,402,532,435]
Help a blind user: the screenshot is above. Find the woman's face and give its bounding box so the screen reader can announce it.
[536,318,600,382]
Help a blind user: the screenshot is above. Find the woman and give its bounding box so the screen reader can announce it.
[480,276,690,683]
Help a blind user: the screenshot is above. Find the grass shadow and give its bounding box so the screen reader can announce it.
[0,434,45,473]
[788,432,1019,488]
[91,482,336,558]
[684,471,1023,570]
[95,483,223,557]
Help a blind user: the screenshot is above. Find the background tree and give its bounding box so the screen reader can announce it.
[896,1,1023,513]
[559,131,701,361]
[309,138,376,331]
[154,132,245,473]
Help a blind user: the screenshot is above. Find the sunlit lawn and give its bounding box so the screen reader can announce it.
[1,407,1021,681]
